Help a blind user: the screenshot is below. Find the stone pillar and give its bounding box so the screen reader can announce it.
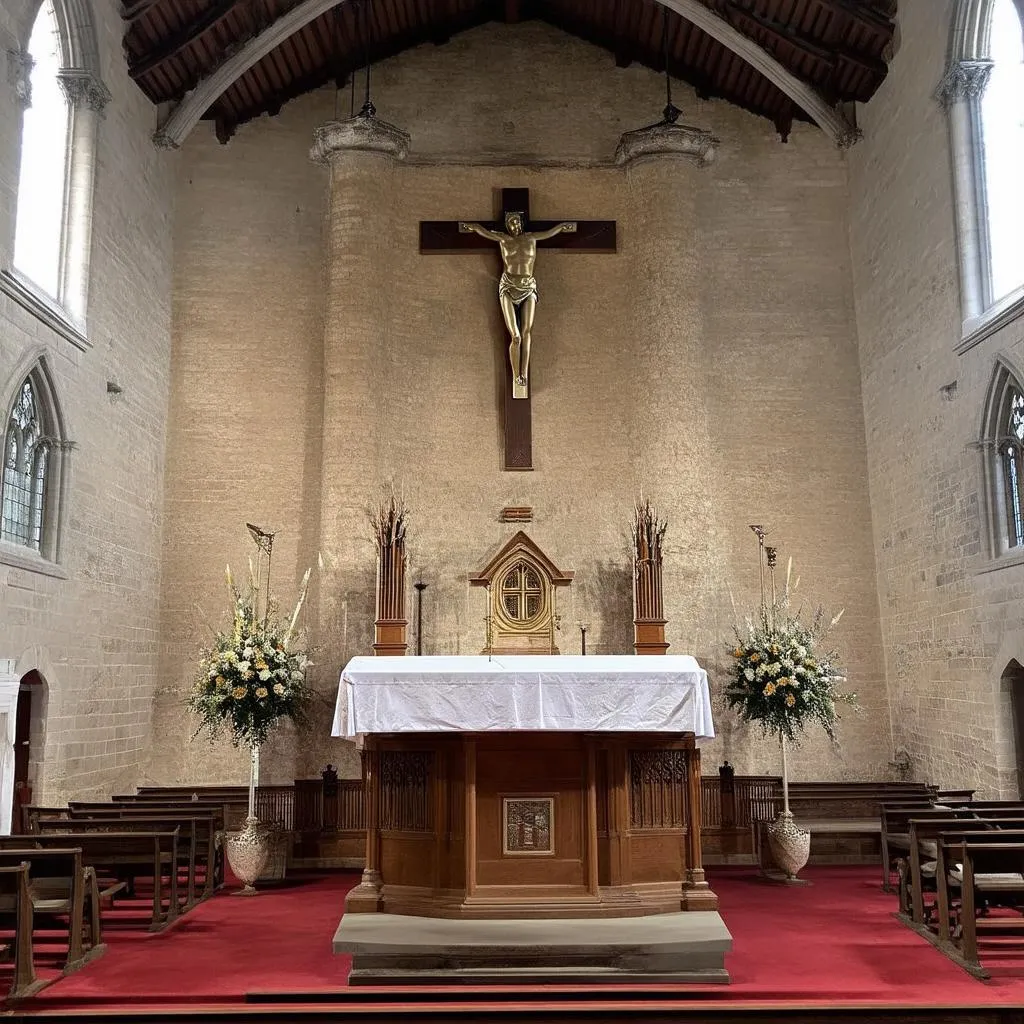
[936,60,993,328]
[619,122,723,658]
[0,661,20,836]
[57,70,111,327]
[311,114,410,731]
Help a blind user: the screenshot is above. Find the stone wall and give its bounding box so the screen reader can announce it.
[0,0,175,800]
[848,0,1024,797]
[155,21,889,786]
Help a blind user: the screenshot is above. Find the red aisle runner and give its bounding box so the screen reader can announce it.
[21,866,1024,1008]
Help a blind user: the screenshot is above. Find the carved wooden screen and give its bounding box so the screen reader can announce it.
[379,751,432,831]
[629,749,689,830]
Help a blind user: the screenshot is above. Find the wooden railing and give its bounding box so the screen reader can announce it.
[701,771,780,830]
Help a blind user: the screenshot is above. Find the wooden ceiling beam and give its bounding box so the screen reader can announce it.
[814,0,894,36]
[720,1,887,85]
[121,0,162,24]
[129,0,246,78]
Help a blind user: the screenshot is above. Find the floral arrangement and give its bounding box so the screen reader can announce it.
[724,535,855,745]
[189,525,312,749]
[725,604,853,744]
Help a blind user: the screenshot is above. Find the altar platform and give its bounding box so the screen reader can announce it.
[332,655,728,982]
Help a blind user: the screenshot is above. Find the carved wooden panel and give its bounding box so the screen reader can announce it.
[379,750,432,831]
[629,749,689,830]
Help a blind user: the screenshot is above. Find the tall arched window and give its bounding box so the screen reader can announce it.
[13,0,70,301]
[982,360,1024,557]
[0,361,66,565]
[2,0,109,343]
[942,0,1024,346]
[979,0,1024,306]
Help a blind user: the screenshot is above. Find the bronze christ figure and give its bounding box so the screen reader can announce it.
[459,212,576,399]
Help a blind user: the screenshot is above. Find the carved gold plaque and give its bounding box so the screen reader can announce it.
[502,797,554,856]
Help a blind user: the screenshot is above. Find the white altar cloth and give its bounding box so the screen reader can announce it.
[332,655,714,738]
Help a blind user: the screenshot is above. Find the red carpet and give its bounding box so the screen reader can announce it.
[17,866,1024,1009]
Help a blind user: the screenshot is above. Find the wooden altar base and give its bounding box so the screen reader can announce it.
[333,910,731,985]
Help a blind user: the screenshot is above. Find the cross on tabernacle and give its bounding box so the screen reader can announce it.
[420,188,616,471]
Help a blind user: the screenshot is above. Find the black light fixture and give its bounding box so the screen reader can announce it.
[613,4,718,167]
[359,0,375,118]
[660,6,681,126]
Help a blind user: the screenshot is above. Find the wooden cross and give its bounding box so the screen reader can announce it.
[420,187,616,471]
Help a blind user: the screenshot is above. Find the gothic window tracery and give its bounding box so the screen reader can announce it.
[0,365,65,564]
[983,361,1024,557]
[2,378,48,550]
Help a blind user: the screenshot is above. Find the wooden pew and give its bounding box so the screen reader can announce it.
[900,816,1024,925]
[883,803,1024,893]
[67,805,222,899]
[0,863,48,1002]
[37,816,197,914]
[22,806,69,833]
[935,834,1024,977]
[1,829,180,931]
[0,848,104,975]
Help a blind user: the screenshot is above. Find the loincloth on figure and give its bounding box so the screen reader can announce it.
[498,272,538,306]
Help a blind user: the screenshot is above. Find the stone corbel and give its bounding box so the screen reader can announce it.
[7,47,34,109]
[935,59,994,108]
[615,122,720,168]
[57,68,112,115]
[310,112,411,165]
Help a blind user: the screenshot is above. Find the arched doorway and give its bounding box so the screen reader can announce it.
[1003,659,1024,797]
[13,671,46,832]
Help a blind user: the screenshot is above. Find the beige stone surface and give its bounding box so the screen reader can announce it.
[152,22,889,786]
[0,0,176,801]
[848,0,1024,797]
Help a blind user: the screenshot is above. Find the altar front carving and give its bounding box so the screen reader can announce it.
[347,730,713,920]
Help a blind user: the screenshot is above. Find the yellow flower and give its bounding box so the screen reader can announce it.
[750,653,760,663]
[778,677,789,687]
[273,683,285,696]
[763,682,776,696]
[733,647,744,658]
[255,659,268,671]
[231,686,247,699]
[786,693,796,707]
[255,686,268,698]
[244,670,254,680]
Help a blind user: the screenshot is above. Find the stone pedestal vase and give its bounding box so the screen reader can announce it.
[225,815,270,895]
[766,810,810,881]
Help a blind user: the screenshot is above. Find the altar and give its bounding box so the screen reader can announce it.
[331,655,731,983]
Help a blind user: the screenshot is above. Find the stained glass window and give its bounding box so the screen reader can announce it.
[501,561,543,622]
[1001,387,1024,549]
[1,378,49,550]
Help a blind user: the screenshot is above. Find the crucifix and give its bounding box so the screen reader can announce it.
[420,188,616,470]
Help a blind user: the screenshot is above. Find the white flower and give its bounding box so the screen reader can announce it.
[744,668,755,681]
[768,663,781,677]
[258,669,272,682]
[795,645,807,659]
[291,670,304,681]
[782,658,794,671]
[237,661,250,673]
[755,664,767,679]
[276,667,289,679]
[243,647,254,659]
